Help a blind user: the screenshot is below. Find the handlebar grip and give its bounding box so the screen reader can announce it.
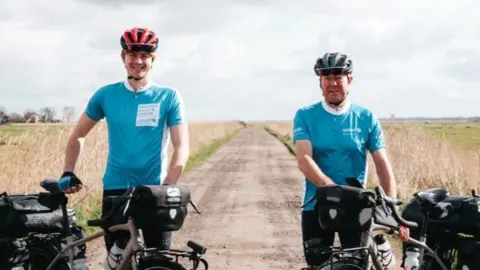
[187,240,207,254]
[87,219,104,227]
[375,186,418,228]
[386,199,418,228]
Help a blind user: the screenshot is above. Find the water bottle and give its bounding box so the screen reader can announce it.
[70,257,88,270]
[104,241,125,270]
[404,247,420,270]
[374,234,395,269]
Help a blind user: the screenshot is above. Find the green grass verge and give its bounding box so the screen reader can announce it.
[73,126,245,233]
[184,127,243,172]
[264,125,295,155]
[72,195,102,234]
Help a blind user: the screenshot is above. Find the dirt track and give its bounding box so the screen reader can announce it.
[86,125,403,269]
[169,126,305,269]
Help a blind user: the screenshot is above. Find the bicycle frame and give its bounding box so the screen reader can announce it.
[46,218,141,270]
[304,182,450,270]
[46,207,208,270]
[314,223,449,270]
[370,224,448,270]
[37,180,207,270]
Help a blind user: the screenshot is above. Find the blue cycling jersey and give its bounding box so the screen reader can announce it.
[293,100,385,211]
[84,80,187,190]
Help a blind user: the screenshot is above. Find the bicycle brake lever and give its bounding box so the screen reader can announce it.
[379,197,390,216]
[122,189,135,216]
[189,199,202,214]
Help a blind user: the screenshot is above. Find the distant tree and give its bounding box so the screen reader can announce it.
[62,106,76,122]
[0,106,6,117]
[8,112,24,123]
[23,109,37,123]
[0,106,8,124]
[39,107,56,123]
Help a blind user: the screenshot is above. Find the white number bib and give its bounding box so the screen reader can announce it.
[136,103,160,127]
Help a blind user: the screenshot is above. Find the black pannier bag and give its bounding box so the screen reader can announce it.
[401,190,480,238]
[131,185,191,232]
[314,185,375,232]
[0,192,75,238]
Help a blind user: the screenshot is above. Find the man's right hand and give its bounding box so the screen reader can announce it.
[58,171,83,194]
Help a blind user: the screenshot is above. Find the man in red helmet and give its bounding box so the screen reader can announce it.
[58,27,190,268]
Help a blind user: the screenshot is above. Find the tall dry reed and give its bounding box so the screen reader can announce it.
[0,121,244,209]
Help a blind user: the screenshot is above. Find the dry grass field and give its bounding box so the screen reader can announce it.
[0,121,245,224]
[264,120,480,199]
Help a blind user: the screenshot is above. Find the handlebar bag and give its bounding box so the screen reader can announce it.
[131,185,191,232]
[314,185,374,232]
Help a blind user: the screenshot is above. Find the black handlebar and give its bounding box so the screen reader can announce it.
[87,188,134,228]
[374,186,418,229]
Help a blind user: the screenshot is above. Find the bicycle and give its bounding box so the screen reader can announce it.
[400,187,480,269]
[301,178,450,270]
[36,178,209,270]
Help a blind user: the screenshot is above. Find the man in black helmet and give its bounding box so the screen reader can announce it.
[293,52,400,268]
[58,27,190,269]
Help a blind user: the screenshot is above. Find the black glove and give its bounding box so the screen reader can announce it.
[58,171,83,193]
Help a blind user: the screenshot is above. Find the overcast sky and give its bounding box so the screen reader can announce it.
[1,0,479,121]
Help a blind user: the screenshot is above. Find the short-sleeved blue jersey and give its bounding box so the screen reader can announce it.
[84,80,187,190]
[293,101,385,211]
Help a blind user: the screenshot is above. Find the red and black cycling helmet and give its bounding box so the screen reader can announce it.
[120,27,158,53]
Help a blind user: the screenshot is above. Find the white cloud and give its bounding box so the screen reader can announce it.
[1,0,479,120]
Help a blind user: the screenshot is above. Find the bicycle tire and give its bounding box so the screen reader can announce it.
[314,255,365,270]
[27,234,71,270]
[138,258,188,270]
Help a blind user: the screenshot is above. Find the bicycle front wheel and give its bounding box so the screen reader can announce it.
[138,258,188,270]
[314,256,365,270]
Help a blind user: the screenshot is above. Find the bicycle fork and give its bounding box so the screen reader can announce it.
[60,198,76,268]
[361,230,384,270]
[417,214,429,265]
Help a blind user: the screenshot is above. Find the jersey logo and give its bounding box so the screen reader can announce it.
[293,127,303,136]
[136,103,160,127]
[343,127,361,134]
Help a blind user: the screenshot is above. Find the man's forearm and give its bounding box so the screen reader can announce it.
[63,137,85,172]
[298,155,335,186]
[163,147,189,185]
[375,160,397,198]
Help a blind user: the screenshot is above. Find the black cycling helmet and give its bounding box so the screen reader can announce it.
[120,27,158,53]
[314,52,353,76]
